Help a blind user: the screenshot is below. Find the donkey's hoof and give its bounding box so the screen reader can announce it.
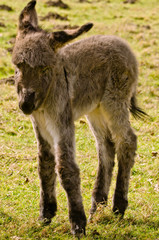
[70,210,87,237]
[71,224,86,238]
[90,194,107,216]
[39,217,52,226]
[113,196,128,216]
[113,207,124,219]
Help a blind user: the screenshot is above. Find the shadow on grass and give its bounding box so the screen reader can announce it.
[1,208,158,239]
[97,213,158,228]
[23,218,72,239]
[0,211,13,225]
[86,212,159,239]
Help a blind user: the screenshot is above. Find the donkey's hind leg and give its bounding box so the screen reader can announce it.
[101,95,137,216]
[86,108,115,217]
[112,125,137,216]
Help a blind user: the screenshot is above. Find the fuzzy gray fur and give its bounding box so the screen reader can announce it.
[12,0,144,236]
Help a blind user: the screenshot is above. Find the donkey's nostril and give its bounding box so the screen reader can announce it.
[19,91,36,115]
[20,101,35,115]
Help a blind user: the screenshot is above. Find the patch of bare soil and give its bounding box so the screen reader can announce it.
[79,0,90,2]
[6,37,16,53]
[0,22,5,27]
[123,0,137,3]
[40,12,68,21]
[0,76,15,85]
[46,0,70,9]
[53,24,79,30]
[0,5,13,11]
[6,47,13,53]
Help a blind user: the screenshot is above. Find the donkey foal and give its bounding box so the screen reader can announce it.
[12,0,146,236]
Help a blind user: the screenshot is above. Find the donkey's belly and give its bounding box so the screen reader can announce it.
[72,101,99,121]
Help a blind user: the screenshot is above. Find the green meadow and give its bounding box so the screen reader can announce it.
[0,0,159,239]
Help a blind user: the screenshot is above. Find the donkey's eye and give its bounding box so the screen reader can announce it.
[16,63,23,69]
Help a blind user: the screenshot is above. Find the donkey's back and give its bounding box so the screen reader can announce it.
[60,35,138,120]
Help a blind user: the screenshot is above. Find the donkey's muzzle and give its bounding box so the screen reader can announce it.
[19,91,35,115]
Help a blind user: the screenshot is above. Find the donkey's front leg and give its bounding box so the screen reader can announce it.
[38,141,57,224]
[33,122,57,224]
[56,124,86,236]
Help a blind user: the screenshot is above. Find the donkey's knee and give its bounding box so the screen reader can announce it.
[57,161,80,193]
[117,128,137,167]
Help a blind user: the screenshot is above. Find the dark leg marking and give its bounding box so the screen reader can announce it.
[36,127,57,223]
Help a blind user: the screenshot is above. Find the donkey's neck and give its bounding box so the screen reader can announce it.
[43,55,70,116]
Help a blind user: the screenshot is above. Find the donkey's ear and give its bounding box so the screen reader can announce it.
[50,23,93,49]
[19,0,38,32]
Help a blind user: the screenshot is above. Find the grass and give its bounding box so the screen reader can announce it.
[0,0,159,239]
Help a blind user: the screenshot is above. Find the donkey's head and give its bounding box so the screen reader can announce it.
[12,0,93,115]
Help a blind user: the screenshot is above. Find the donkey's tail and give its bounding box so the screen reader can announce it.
[129,95,148,120]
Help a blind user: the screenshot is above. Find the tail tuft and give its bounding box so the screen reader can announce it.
[130,95,148,120]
